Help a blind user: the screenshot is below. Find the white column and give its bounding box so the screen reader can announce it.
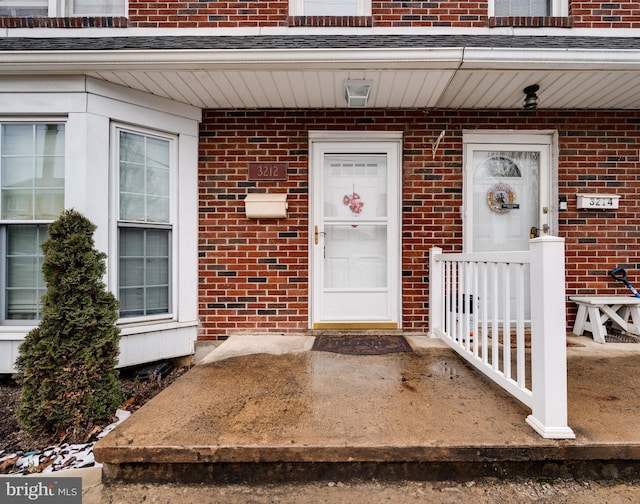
[526,236,575,439]
[429,247,443,339]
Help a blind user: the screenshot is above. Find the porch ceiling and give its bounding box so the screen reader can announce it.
[84,67,640,110]
[1,33,640,110]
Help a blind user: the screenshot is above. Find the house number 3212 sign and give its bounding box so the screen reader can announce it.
[249,163,287,180]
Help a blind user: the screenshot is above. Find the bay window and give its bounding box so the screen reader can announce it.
[0,123,65,322]
[117,129,173,319]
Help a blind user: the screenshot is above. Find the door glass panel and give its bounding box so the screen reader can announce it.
[472,150,539,253]
[322,154,388,290]
[324,225,387,289]
[323,154,387,219]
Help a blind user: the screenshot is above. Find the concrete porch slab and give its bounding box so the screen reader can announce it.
[94,333,640,483]
[199,333,315,364]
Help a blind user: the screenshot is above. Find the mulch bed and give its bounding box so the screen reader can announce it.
[0,364,189,468]
[311,334,413,355]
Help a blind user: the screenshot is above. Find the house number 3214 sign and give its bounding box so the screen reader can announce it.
[249,163,287,181]
[576,193,620,210]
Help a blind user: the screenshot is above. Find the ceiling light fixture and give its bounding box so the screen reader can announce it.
[344,80,372,108]
[523,84,540,110]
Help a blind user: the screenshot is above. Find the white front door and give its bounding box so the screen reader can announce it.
[310,132,401,329]
[464,132,555,320]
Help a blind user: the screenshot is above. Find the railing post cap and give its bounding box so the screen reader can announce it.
[530,236,564,244]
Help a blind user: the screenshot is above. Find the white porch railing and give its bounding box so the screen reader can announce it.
[429,236,575,439]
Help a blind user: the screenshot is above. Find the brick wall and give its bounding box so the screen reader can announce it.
[125,1,640,28]
[3,1,639,28]
[570,1,640,28]
[198,109,640,340]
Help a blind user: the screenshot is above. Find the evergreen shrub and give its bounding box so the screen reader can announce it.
[15,209,122,436]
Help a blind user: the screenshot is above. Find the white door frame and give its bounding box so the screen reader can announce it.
[462,130,559,252]
[308,131,403,329]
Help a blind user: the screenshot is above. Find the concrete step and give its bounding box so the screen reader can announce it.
[95,335,640,484]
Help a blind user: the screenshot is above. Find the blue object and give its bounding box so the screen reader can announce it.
[609,267,640,298]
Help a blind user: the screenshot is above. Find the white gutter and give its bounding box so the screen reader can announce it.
[461,47,640,70]
[0,48,466,72]
[1,45,639,74]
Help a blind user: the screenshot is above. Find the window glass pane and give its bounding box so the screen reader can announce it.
[119,130,171,223]
[304,0,357,15]
[3,157,33,191]
[120,194,146,222]
[119,227,170,318]
[0,0,47,17]
[120,162,145,194]
[2,124,33,155]
[7,257,39,288]
[71,0,125,15]
[146,196,170,222]
[119,258,144,287]
[120,131,146,165]
[1,124,65,220]
[34,123,65,162]
[495,0,549,15]
[5,225,48,320]
[146,286,169,314]
[119,287,144,317]
[146,258,169,285]
[119,227,145,256]
[146,137,170,169]
[147,167,170,197]
[146,229,170,256]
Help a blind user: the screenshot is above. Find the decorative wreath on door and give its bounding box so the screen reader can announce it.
[487,183,516,213]
[343,185,364,216]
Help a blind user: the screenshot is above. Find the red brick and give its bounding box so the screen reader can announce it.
[198,109,640,339]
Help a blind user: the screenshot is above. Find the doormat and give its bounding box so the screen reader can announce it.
[312,334,413,355]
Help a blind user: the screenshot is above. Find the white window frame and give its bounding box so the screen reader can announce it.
[289,0,371,17]
[112,123,178,324]
[0,0,127,17]
[0,119,66,326]
[489,0,568,17]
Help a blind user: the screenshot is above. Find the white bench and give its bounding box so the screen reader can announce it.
[570,296,640,343]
